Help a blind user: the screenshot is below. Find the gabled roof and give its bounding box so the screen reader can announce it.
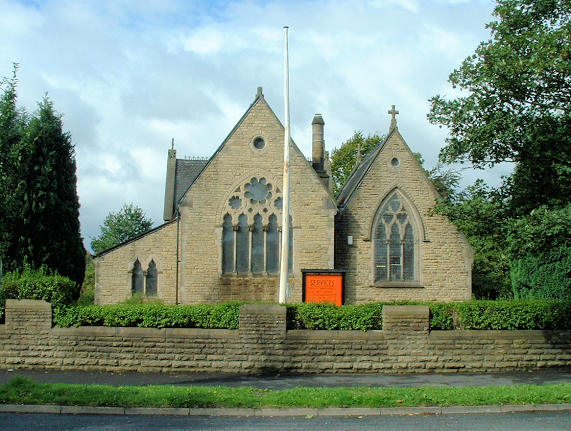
[93,219,177,258]
[176,90,335,208]
[175,92,266,208]
[174,159,208,205]
[336,128,397,209]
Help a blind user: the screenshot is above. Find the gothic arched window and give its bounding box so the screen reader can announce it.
[222,176,293,276]
[146,260,157,296]
[131,259,144,294]
[251,214,264,273]
[266,214,279,273]
[131,258,159,297]
[374,190,417,283]
[222,214,234,273]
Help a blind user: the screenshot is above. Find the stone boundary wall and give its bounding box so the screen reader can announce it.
[0,300,569,373]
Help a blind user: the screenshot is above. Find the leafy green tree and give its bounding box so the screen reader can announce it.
[331,131,460,201]
[91,204,153,254]
[412,153,461,203]
[508,204,570,299]
[77,252,95,305]
[330,131,383,195]
[428,0,570,215]
[1,70,84,294]
[432,180,512,299]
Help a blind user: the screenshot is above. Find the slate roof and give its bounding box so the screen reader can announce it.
[174,159,208,206]
[336,129,395,209]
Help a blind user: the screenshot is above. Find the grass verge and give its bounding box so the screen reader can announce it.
[0,378,569,408]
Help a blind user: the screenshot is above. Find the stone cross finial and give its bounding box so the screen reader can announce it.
[388,105,399,131]
[256,87,263,98]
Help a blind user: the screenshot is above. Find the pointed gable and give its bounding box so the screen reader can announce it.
[176,89,335,210]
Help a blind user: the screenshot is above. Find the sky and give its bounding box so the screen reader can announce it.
[0,0,510,251]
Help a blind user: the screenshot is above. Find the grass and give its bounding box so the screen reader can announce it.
[0,377,568,408]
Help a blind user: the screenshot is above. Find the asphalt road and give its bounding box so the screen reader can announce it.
[1,411,570,431]
[1,369,570,389]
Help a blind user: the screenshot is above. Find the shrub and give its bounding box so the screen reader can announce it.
[287,300,570,331]
[76,254,95,306]
[427,300,571,330]
[35,299,571,331]
[286,302,384,330]
[53,302,242,329]
[0,267,76,321]
[508,204,571,299]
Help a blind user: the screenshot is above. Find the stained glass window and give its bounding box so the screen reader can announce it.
[251,214,264,273]
[131,259,143,294]
[146,260,157,296]
[222,177,292,276]
[222,214,234,273]
[236,214,249,273]
[266,215,279,273]
[374,191,416,282]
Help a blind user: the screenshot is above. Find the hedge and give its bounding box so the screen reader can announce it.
[288,300,570,331]
[0,267,76,322]
[53,302,242,329]
[50,299,571,331]
[429,300,571,330]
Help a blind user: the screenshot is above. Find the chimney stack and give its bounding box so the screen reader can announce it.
[312,114,325,172]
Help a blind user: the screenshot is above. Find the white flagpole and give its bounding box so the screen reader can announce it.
[279,26,290,304]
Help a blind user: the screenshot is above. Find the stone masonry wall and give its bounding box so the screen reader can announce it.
[336,131,473,303]
[0,301,568,373]
[95,221,178,305]
[178,97,336,304]
[94,95,336,306]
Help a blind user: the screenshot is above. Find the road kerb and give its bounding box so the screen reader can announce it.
[254,408,320,417]
[0,403,569,416]
[0,404,61,414]
[60,406,125,415]
[124,407,190,416]
[380,406,442,416]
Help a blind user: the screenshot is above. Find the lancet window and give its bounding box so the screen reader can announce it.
[131,259,158,296]
[222,176,293,275]
[373,190,417,283]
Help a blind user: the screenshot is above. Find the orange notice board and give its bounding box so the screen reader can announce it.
[302,270,345,306]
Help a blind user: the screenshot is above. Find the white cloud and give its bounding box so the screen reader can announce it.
[0,0,498,250]
[368,0,419,13]
[184,28,225,54]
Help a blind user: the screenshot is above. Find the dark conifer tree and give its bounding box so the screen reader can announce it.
[0,66,25,269]
[1,69,85,294]
[13,97,85,291]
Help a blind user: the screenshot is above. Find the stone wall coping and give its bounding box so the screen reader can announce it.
[5,299,51,311]
[51,326,118,337]
[383,305,429,318]
[50,325,238,339]
[240,304,285,315]
[164,328,237,338]
[287,329,385,341]
[429,329,571,341]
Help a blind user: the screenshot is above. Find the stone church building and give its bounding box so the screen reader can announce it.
[94,88,473,305]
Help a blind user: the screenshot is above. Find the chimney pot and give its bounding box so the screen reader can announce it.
[312,114,325,171]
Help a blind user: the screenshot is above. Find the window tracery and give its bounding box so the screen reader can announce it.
[131,259,158,296]
[374,190,417,283]
[222,176,292,275]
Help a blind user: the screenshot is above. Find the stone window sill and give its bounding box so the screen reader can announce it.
[375,281,423,288]
[221,272,280,279]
